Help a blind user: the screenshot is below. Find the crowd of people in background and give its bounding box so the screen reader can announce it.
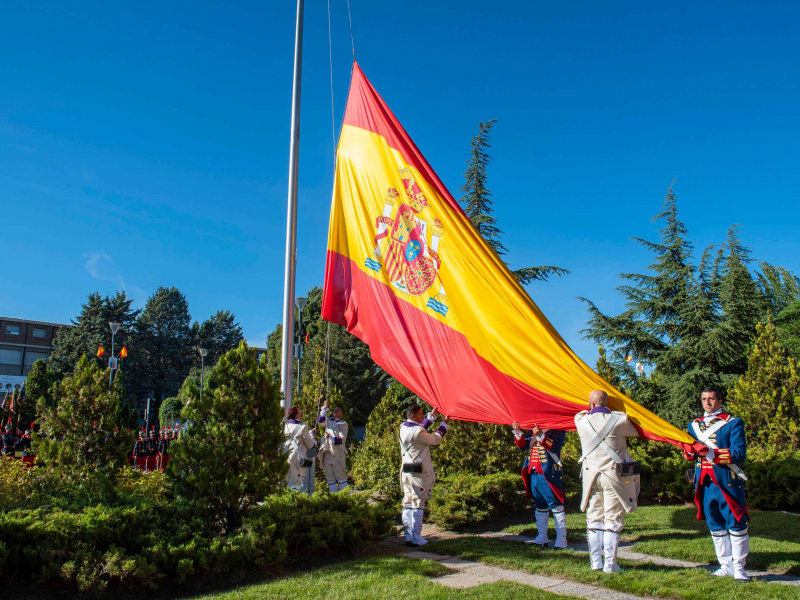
[130,426,180,473]
[1,420,35,466]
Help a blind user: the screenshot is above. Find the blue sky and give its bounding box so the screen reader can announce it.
[1,0,798,366]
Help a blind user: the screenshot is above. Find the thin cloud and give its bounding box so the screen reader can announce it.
[83,250,146,304]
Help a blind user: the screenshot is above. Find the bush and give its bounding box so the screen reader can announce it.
[427,472,527,530]
[169,341,287,533]
[0,489,393,593]
[742,448,800,510]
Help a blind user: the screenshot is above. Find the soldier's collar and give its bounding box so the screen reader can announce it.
[703,408,723,419]
[402,419,422,427]
[287,419,301,424]
[588,406,611,414]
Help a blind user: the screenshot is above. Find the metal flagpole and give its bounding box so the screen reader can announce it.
[280,0,305,411]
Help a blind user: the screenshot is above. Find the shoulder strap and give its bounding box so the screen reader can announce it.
[578,414,622,464]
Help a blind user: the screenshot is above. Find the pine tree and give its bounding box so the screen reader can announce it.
[757,262,800,316]
[595,344,623,392]
[775,300,800,357]
[460,119,568,284]
[130,287,193,404]
[50,291,139,375]
[191,310,245,366]
[169,342,286,534]
[35,355,133,468]
[728,320,800,452]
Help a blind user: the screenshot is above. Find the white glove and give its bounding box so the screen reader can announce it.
[705,448,716,462]
[320,407,329,417]
[535,433,545,443]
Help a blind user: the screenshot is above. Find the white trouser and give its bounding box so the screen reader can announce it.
[322,449,347,492]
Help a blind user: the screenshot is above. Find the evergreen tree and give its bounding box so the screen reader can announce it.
[757,262,800,317]
[50,291,139,375]
[728,320,800,452]
[265,286,390,426]
[169,342,286,533]
[775,300,800,357]
[459,119,568,284]
[579,188,773,424]
[35,355,133,468]
[595,344,623,392]
[130,287,193,404]
[191,310,245,366]
[351,381,413,500]
[19,359,55,428]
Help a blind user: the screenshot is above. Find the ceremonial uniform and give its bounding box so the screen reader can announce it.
[515,429,567,547]
[399,414,449,546]
[133,433,148,470]
[2,425,16,458]
[685,409,750,581]
[146,432,159,472]
[157,433,172,472]
[284,418,316,492]
[575,407,640,572]
[318,407,349,492]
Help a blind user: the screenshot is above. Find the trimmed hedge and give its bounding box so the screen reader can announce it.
[427,472,527,530]
[0,491,393,593]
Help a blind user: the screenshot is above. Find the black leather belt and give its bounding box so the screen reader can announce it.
[402,464,423,473]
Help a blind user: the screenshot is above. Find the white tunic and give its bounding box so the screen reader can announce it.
[399,419,447,509]
[575,409,640,515]
[284,420,316,491]
[318,409,348,482]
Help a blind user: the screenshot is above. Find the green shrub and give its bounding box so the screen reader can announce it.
[743,448,800,510]
[427,472,527,530]
[0,489,393,593]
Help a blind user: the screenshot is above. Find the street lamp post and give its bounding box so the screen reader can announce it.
[109,322,121,387]
[199,348,208,401]
[295,297,307,397]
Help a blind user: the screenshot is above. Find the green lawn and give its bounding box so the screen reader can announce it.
[422,506,800,600]
[504,505,800,574]
[184,555,581,600]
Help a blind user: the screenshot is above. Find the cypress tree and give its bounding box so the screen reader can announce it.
[460,119,568,284]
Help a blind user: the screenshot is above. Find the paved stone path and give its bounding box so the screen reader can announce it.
[404,549,646,599]
[476,531,800,586]
[384,526,800,594]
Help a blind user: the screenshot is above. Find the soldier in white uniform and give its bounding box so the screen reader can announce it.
[317,400,349,492]
[399,403,449,547]
[283,406,316,492]
[575,390,641,573]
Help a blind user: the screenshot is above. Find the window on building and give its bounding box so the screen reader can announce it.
[0,349,23,366]
[24,351,50,367]
[32,328,48,338]
[5,325,21,335]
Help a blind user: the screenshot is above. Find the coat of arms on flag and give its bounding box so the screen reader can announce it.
[364,169,449,316]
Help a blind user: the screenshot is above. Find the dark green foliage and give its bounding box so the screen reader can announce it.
[430,420,523,479]
[248,492,395,558]
[0,486,393,593]
[130,286,194,403]
[728,320,800,452]
[158,396,183,428]
[35,355,133,469]
[351,381,412,501]
[757,262,800,316]
[169,342,286,533]
[20,358,55,427]
[191,309,245,366]
[580,188,794,425]
[595,344,623,392]
[50,291,139,375]
[266,286,390,426]
[427,472,527,530]
[459,119,568,284]
[776,300,800,357]
[742,449,800,511]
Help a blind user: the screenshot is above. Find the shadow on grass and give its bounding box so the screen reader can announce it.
[5,545,423,600]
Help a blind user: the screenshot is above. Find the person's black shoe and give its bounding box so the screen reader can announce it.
[405,541,421,548]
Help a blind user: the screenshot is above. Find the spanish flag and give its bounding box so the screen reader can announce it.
[97,345,105,358]
[119,346,128,358]
[322,63,695,451]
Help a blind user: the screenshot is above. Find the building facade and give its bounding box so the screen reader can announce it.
[0,317,66,385]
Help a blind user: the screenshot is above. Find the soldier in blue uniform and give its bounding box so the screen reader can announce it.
[2,422,17,458]
[685,386,750,582]
[513,421,567,548]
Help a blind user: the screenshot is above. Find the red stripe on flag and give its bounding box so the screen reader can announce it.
[343,63,464,218]
[322,249,694,451]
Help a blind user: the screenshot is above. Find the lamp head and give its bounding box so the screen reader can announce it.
[109,322,121,334]
[199,348,209,358]
[296,297,308,311]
